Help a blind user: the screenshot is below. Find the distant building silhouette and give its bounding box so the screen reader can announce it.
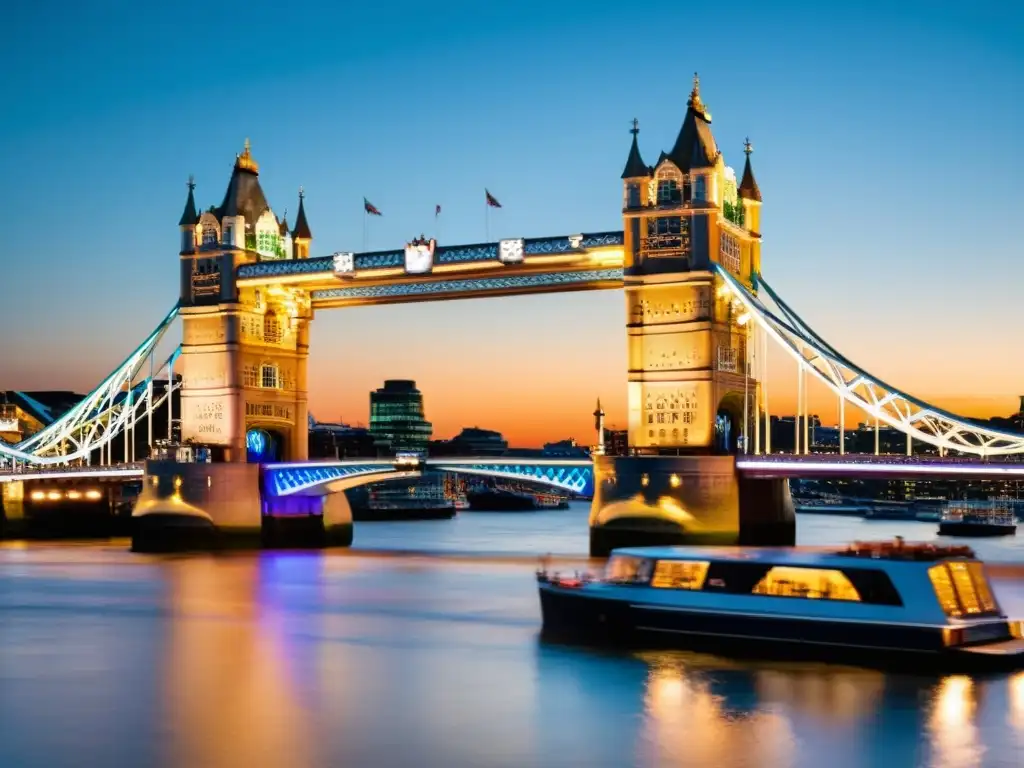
[369,380,432,454]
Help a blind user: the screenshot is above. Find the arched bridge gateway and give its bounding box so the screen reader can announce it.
[3,75,1022,553]
[262,458,596,498]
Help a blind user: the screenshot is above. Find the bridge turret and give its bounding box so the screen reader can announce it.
[621,119,651,269]
[178,175,198,255]
[279,211,293,262]
[738,138,762,237]
[291,188,312,259]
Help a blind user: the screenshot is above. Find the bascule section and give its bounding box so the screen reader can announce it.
[590,75,792,555]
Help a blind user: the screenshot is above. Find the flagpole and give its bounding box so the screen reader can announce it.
[362,209,367,253]
[485,198,490,242]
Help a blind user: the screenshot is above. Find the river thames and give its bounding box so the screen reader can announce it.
[1,504,1022,767]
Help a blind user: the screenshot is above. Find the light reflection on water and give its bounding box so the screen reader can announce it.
[0,506,1023,766]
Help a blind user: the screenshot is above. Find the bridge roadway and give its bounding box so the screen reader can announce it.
[1,454,1022,494]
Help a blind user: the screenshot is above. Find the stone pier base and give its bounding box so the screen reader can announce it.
[131,461,355,552]
[588,455,794,557]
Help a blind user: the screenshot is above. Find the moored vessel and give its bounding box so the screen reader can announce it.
[354,479,456,521]
[938,500,1017,538]
[536,538,1024,672]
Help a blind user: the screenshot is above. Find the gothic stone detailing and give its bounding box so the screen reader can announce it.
[311,268,624,302]
[235,231,626,279]
[632,382,712,449]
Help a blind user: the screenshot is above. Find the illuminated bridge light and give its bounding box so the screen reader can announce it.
[263,462,401,496]
[735,459,1024,478]
[428,462,594,496]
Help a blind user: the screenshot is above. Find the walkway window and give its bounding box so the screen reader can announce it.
[261,364,279,389]
[752,567,861,601]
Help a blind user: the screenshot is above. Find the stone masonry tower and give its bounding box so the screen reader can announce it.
[621,74,762,455]
[176,141,313,462]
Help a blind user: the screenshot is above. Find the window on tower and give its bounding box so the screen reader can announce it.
[625,184,641,209]
[641,216,690,259]
[657,179,681,205]
[263,311,282,344]
[260,364,280,389]
[202,225,218,246]
[694,175,706,202]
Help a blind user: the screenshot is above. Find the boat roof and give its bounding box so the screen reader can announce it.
[612,540,979,567]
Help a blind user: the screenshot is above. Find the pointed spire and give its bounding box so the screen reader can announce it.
[291,187,312,239]
[738,137,762,202]
[666,72,718,172]
[178,175,198,226]
[620,118,650,179]
[594,397,605,417]
[235,137,259,173]
[278,208,290,236]
[687,72,711,121]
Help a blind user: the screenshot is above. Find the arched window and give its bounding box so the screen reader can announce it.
[263,311,282,344]
[202,225,218,246]
[260,364,279,389]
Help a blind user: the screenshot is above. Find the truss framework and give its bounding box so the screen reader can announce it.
[715,265,1024,457]
[0,306,181,466]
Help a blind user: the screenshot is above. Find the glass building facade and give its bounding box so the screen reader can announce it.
[369,380,433,453]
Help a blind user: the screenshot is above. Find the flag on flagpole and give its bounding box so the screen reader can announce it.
[364,198,382,216]
[485,189,502,208]
[435,204,441,216]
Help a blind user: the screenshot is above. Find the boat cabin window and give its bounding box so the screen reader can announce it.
[928,561,1000,618]
[605,555,653,584]
[751,567,861,602]
[651,560,709,590]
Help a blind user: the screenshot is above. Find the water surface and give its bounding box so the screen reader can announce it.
[0,504,1022,767]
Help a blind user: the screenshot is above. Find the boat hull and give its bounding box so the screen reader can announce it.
[466,490,537,512]
[538,584,1024,673]
[352,505,456,521]
[938,521,1017,537]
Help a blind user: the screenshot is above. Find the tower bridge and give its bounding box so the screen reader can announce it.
[1,74,1021,553]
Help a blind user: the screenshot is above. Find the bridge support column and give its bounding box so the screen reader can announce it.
[588,455,794,556]
[132,461,261,552]
[0,481,25,539]
[132,461,356,552]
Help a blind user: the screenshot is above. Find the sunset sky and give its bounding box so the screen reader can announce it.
[1,1,1021,447]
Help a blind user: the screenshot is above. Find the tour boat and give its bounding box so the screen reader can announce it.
[938,500,1018,538]
[536,539,1024,672]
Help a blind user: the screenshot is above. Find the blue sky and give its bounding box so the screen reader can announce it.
[0,1,1021,444]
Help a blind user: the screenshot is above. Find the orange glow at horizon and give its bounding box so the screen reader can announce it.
[304,291,1021,448]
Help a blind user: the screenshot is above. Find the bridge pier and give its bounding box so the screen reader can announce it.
[588,455,794,556]
[131,460,356,552]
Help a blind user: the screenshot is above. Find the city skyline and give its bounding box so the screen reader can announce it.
[1,2,1021,448]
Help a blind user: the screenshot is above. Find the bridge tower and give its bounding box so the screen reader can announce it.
[591,75,792,554]
[176,141,312,463]
[622,75,761,453]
